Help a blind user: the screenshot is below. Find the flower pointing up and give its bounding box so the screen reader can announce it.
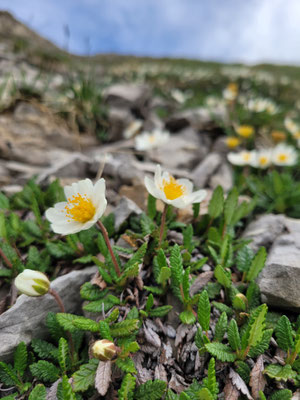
[145,165,207,209]
[45,178,107,235]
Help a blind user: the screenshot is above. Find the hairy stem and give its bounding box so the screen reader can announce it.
[159,204,168,247]
[0,247,13,269]
[97,220,121,277]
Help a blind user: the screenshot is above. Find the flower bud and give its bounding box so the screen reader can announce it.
[14,269,50,297]
[92,339,117,361]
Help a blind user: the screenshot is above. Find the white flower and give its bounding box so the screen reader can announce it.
[247,98,278,114]
[144,165,207,209]
[272,144,298,166]
[45,178,107,235]
[250,149,273,169]
[15,269,50,297]
[135,130,170,151]
[223,83,238,101]
[284,117,299,134]
[123,120,143,139]
[227,150,255,166]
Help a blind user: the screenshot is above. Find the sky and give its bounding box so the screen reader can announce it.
[1,0,300,65]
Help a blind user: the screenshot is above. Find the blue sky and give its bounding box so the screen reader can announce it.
[1,0,300,65]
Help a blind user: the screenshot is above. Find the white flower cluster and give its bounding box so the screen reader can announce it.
[228,144,298,168]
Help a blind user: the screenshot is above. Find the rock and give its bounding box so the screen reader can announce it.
[191,153,222,188]
[0,266,97,361]
[114,197,143,230]
[209,162,233,192]
[103,84,151,114]
[107,107,133,141]
[258,231,300,311]
[242,214,286,251]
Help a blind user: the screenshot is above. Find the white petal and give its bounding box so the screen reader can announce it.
[144,176,163,200]
[94,198,107,220]
[50,221,84,235]
[91,178,106,207]
[77,179,93,197]
[154,164,163,188]
[168,197,187,209]
[186,190,207,204]
[176,178,193,194]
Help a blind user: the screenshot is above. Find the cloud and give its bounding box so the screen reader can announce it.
[1,0,300,64]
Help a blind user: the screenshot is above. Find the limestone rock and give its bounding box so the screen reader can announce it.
[191,153,222,188]
[209,162,233,192]
[114,196,143,230]
[0,266,97,361]
[103,84,151,113]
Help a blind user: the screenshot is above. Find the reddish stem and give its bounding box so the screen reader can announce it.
[0,247,13,269]
[97,220,121,277]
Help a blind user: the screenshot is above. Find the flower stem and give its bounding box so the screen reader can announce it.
[0,247,13,269]
[97,220,121,277]
[159,204,168,247]
[49,288,75,364]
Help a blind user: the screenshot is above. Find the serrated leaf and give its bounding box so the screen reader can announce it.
[28,384,47,400]
[147,194,156,219]
[246,247,267,282]
[135,379,167,400]
[117,262,139,286]
[99,320,113,340]
[198,290,210,331]
[31,338,59,361]
[60,375,76,400]
[264,364,297,382]
[203,357,218,400]
[208,186,224,219]
[224,187,238,226]
[95,360,112,396]
[183,224,194,252]
[80,282,107,301]
[14,341,27,377]
[214,312,227,342]
[56,313,78,333]
[83,295,120,313]
[243,304,267,353]
[157,266,171,285]
[145,294,154,312]
[212,302,234,316]
[269,389,292,400]
[110,319,139,337]
[72,359,99,392]
[118,373,136,400]
[248,329,273,358]
[236,246,254,273]
[72,316,100,332]
[58,337,69,373]
[205,343,236,362]
[116,357,136,373]
[214,265,231,289]
[170,244,184,300]
[0,361,21,386]
[275,315,294,352]
[179,310,196,325]
[196,388,214,400]
[236,361,251,385]
[228,319,241,351]
[30,360,59,383]
[149,305,173,318]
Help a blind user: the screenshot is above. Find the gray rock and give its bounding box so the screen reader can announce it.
[166,107,219,132]
[0,266,97,361]
[114,196,142,230]
[191,153,222,188]
[209,162,233,192]
[258,232,300,311]
[107,107,133,141]
[103,84,151,112]
[242,214,286,251]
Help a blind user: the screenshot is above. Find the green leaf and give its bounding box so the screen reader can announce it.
[56,313,78,333]
[205,343,236,362]
[170,244,184,300]
[248,329,273,358]
[236,246,254,273]
[0,212,7,241]
[157,266,171,285]
[147,194,156,219]
[46,312,65,342]
[99,320,113,340]
[224,187,238,226]
[0,361,21,386]
[246,247,267,282]
[30,360,59,383]
[116,357,136,374]
[193,202,200,219]
[196,388,214,400]
[275,315,294,352]
[214,312,227,342]
[124,242,147,270]
[145,294,154,312]
[183,224,194,252]
[246,282,261,310]
[28,384,47,400]
[110,319,139,337]
[149,305,173,318]
[0,192,9,209]
[140,213,156,235]
[227,319,241,351]
[72,316,100,332]
[198,290,210,331]
[80,282,107,301]
[32,338,59,362]
[14,341,27,377]
[118,373,136,400]
[269,389,292,400]
[242,304,267,352]
[72,358,99,392]
[180,310,196,325]
[58,337,69,373]
[236,361,251,384]
[166,389,180,400]
[212,301,234,316]
[83,295,120,313]
[202,358,218,399]
[264,364,297,382]
[135,379,167,400]
[214,265,231,289]
[59,375,76,400]
[208,186,224,219]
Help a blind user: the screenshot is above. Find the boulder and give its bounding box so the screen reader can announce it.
[191,153,222,188]
[0,266,97,361]
[114,196,143,230]
[103,84,151,114]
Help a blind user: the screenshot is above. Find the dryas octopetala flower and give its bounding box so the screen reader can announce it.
[236,125,254,139]
[225,137,241,149]
[223,82,238,101]
[135,129,170,151]
[227,150,255,166]
[144,164,207,209]
[271,130,286,143]
[45,178,107,235]
[92,339,118,361]
[284,117,299,134]
[272,144,298,166]
[250,149,273,169]
[123,120,143,139]
[15,269,50,297]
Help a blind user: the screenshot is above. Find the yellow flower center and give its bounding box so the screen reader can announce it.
[294,131,300,139]
[259,156,268,166]
[64,194,95,223]
[278,153,288,162]
[271,130,286,143]
[148,135,156,143]
[242,153,251,161]
[237,125,254,138]
[162,176,185,200]
[226,137,241,149]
